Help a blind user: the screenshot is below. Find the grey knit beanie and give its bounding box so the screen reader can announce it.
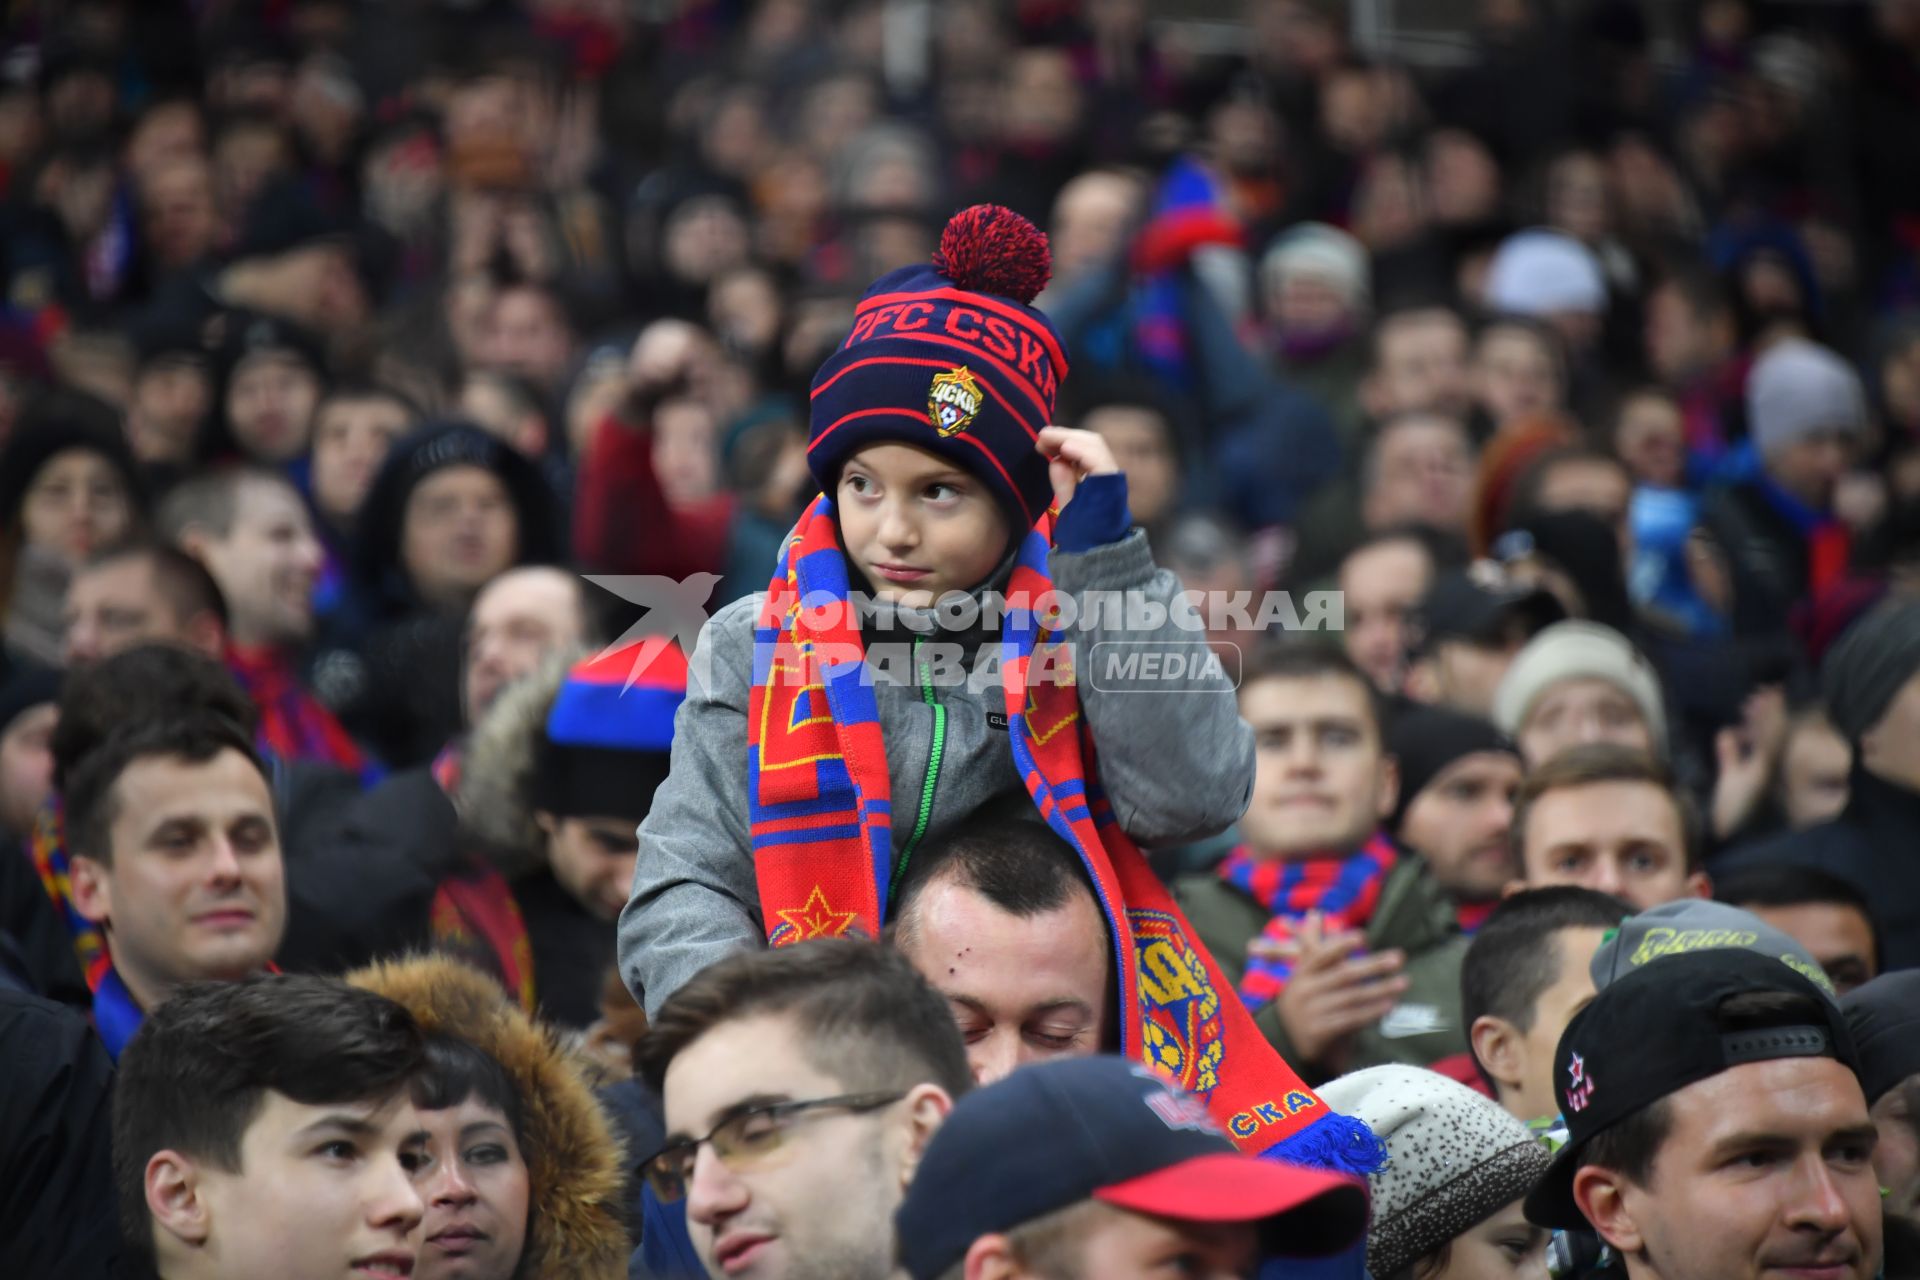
[1747,338,1866,457]
[1319,1065,1550,1280]
[1491,620,1668,754]
[1823,599,1920,742]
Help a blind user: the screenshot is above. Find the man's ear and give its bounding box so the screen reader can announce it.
[1403,658,1439,703]
[1501,877,1529,899]
[1686,870,1712,900]
[1375,755,1401,823]
[69,854,112,926]
[533,811,560,841]
[895,1083,955,1192]
[174,524,215,564]
[1469,1014,1526,1096]
[184,610,228,660]
[1571,1164,1645,1256]
[964,1233,1025,1280]
[147,1150,211,1247]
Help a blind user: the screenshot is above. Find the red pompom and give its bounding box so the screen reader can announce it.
[931,204,1052,305]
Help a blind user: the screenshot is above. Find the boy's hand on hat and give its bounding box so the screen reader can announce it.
[1036,426,1119,509]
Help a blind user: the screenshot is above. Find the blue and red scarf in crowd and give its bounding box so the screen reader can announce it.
[227,643,382,783]
[1218,832,1400,1011]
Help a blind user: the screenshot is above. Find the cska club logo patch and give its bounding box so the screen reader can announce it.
[928,366,984,437]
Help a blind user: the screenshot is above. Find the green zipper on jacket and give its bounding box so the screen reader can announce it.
[891,633,948,894]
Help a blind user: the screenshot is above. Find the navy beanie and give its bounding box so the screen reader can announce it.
[807,205,1070,530]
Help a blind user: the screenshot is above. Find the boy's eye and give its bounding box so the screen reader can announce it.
[925,482,958,500]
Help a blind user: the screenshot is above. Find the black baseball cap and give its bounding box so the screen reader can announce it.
[1413,569,1564,654]
[1524,948,1861,1231]
[1841,971,1920,1106]
[895,1056,1368,1280]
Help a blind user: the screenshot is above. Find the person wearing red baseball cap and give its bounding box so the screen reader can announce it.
[894,1055,1369,1280]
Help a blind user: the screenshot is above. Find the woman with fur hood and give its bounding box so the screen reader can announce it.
[348,952,630,1280]
[432,639,685,1030]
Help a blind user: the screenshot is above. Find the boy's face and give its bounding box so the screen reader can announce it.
[153,1089,425,1280]
[836,443,1011,607]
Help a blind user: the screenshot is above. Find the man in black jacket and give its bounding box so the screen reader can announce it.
[1695,338,1865,640]
[1722,601,1920,968]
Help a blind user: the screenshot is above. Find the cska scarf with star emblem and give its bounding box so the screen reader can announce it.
[746,495,1383,1174]
[1219,833,1400,1011]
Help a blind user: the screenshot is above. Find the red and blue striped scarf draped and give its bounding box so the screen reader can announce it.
[1221,832,1400,1011]
[747,495,1383,1174]
[26,798,104,976]
[227,644,380,782]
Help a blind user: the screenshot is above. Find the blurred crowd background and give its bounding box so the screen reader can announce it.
[1,0,1919,828]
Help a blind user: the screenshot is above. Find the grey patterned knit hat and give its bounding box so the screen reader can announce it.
[1319,1065,1550,1279]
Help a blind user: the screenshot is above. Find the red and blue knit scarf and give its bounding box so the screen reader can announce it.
[1219,832,1400,1011]
[747,495,1382,1173]
[227,643,381,783]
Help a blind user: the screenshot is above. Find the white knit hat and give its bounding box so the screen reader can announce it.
[1491,619,1667,752]
[1262,222,1371,311]
[1319,1065,1551,1280]
[1747,337,1866,457]
[1484,229,1606,317]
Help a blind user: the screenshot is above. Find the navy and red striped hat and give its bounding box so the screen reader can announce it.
[808,205,1070,531]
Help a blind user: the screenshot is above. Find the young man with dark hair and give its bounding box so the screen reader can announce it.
[113,973,429,1280]
[1713,864,1881,996]
[63,541,230,667]
[1386,704,1525,931]
[637,937,971,1280]
[1512,743,1711,910]
[1175,643,1468,1081]
[159,464,368,773]
[1462,886,1629,1122]
[66,713,286,1057]
[1525,949,1882,1280]
[887,816,1113,1084]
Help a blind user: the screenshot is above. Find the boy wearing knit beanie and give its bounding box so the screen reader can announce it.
[621,209,1369,1169]
[1697,337,1866,640]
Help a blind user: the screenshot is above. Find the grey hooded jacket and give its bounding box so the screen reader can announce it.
[617,528,1255,1016]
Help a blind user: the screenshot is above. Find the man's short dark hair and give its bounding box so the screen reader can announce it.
[155,464,294,543]
[111,974,425,1267]
[1577,988,1830,1189]
[1513,744,1703,874]
[86,541,231,630]
[52,643,257,791]
[636,938,972,1101]
[1241,641,1386,738]
[888,817,1099,952]
[314,380,421,427]
[1462,887,1629,1091]
[66,713,268,867]
[1714,864,1882,976]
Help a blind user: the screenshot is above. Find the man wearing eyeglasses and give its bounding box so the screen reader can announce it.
[636,937,973,1280]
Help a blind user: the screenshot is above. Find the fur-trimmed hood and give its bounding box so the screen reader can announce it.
[455,647,582,876]
[346,953,630,1279]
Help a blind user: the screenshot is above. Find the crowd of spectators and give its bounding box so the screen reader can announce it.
[9,1,1920,1279]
